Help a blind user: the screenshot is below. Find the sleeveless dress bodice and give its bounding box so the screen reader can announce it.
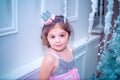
[51,57,75,76]
[49,47,80,80]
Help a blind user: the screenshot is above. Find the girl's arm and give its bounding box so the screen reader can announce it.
[39,53,55,80]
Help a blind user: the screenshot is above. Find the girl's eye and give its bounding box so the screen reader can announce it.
[50,36,55,38]
[60,34,65,37]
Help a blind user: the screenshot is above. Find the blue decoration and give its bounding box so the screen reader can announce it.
[116,56,120,65]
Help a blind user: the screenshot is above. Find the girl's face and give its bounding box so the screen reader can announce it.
[47,24,69,51]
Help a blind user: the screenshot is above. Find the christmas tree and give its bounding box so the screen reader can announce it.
[92,0,120,79]
[96,16,120,80]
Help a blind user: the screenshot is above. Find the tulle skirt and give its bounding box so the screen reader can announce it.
[49,68,80,80]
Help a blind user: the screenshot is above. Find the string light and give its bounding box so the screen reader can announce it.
[88,0,98,40]
[63,0,67,23]
[87,0,98,52]
[102,0,114,51]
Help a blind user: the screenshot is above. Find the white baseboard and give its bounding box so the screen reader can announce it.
[0,57,44,80]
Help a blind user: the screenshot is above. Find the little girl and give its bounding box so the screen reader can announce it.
[40,11,80,80]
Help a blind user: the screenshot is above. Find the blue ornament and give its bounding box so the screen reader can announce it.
[116,56,120,65]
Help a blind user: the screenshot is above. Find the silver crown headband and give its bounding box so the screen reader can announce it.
[41,11,67,25]
[41,11,55,25]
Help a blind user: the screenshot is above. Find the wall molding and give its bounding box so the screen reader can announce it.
[0,57,43,79]
[67,0,79,21]
[0,0,18,37]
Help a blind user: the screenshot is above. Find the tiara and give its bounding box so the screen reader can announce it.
[41,11,55,25]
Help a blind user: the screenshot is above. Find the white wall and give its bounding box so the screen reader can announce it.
[0,0,44,78]
[0,0,95,79]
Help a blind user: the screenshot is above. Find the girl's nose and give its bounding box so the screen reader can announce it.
[56,37,60,43]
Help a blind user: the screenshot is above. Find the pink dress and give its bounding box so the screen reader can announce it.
[49,47,80,80]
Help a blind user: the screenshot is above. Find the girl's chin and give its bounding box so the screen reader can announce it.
[54,47,66,52]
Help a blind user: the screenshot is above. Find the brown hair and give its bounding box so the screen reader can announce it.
[41,15,73,47]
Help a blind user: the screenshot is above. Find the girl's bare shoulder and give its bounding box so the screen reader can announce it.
[43,51,57,63]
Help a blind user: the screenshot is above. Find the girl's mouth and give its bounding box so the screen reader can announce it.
[55,44,62,47]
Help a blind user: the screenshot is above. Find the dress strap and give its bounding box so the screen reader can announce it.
[68,46,73,52]
[49,50,60,59]
[67,46,74,61]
